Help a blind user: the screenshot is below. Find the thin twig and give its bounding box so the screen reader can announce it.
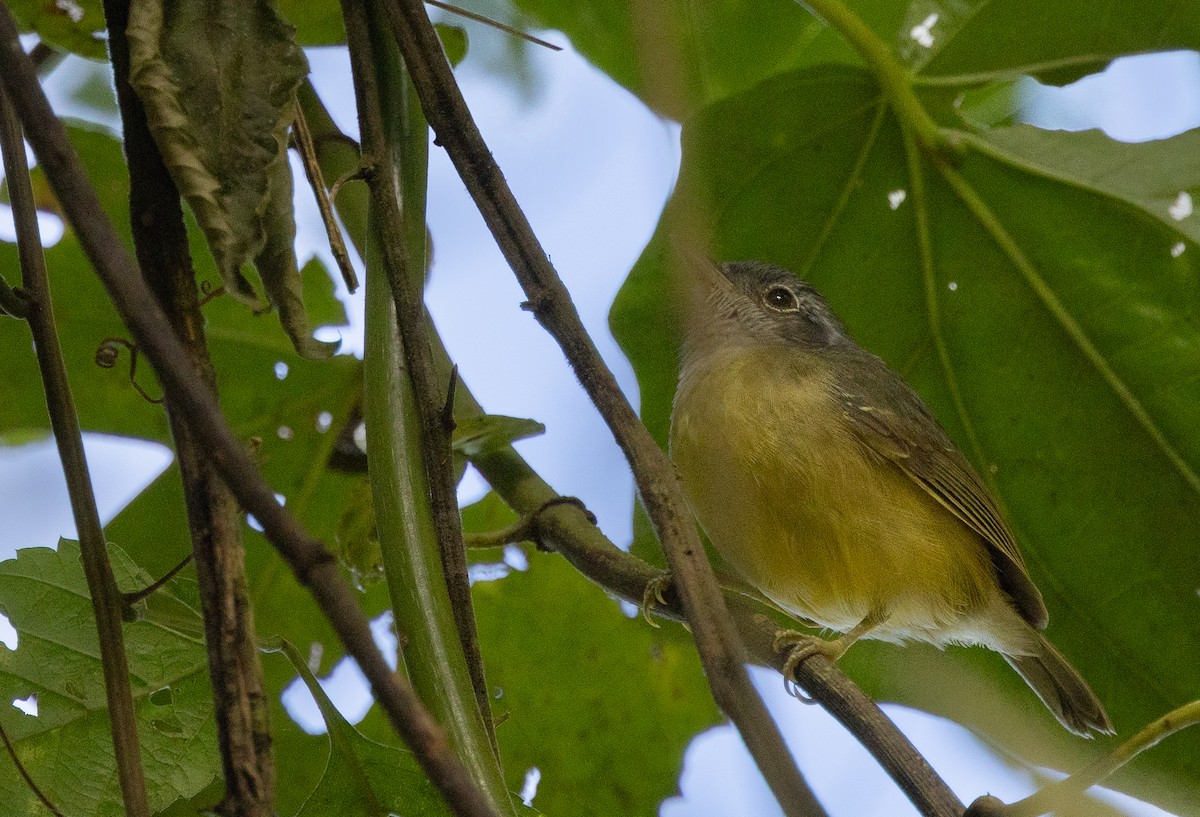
[0,14,498,817]
[998,700,1200,817]
[425,0,561,51]
[0,79,151,817]
[374,1,825,814]
[292,96,360,292]
[0,718,65,817]
[123,554,194,607]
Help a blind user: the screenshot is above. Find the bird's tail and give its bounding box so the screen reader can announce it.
[1004,631,1113,737]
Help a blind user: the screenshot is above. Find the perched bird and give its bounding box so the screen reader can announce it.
[669,258,1112,736]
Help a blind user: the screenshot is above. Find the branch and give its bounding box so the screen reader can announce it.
[992,700,1200,817]
[295,78,964,817]
[0,81,151,817]
[469,444,964,817]
[0,13,497,817]
[99,0,276,811]
[371,2,821,814]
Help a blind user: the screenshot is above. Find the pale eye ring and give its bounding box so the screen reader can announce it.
[764,286,799,311]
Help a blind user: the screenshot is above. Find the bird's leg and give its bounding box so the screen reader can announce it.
[774,609,887,697]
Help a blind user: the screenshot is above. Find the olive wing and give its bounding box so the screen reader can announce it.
[826,349,1049,629]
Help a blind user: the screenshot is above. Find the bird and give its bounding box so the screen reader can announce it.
[669,257,1112,736]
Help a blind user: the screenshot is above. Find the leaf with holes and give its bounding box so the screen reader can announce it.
[0,541,216,815]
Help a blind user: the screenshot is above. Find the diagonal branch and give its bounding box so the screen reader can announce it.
[296,77,965,817]
[372,1,821,813]
[0,12,497,817]
[468,445,964,817]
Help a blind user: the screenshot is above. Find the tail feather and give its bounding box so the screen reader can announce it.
[1005,632,1113,737]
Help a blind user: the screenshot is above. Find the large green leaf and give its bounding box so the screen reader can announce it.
[512,0,1200,119]
[0,541,216,815]
[612,56,1200,813]
[470,549,720,816]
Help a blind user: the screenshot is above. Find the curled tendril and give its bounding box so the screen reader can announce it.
[198,280,225,307]
[95,337,164,404]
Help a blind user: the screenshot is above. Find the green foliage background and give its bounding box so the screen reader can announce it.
[2,0,1200,815]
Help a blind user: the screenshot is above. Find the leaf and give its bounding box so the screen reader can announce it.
[276,640,450,817]
[334,475,383,589]
[6,0,107,60]
[612,59,1200,814]
[452,415,545,458]
[255,157,340,359]
[276,0,347,46]
[914,0,1200,83]
[126,0,335,358]
[435,24,469,67]
[0,541,217,815]
[510,0,826,118]
[511,0,1200,120]
[471,549,721,815]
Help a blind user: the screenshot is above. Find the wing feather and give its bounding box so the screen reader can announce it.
[827,348,1049,628]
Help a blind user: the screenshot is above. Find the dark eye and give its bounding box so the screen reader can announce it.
[764,286,798,311]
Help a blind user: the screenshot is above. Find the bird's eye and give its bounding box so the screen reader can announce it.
[764,286,798,311]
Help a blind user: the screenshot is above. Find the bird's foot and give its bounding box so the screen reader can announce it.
[773,629,851,702]
[641,572,672,628]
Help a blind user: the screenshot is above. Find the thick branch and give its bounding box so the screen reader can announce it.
[0,14,496,817]
[469,443,964,817]
[371,2,819,813]
[99,0,275,812]
[0,83,151,817]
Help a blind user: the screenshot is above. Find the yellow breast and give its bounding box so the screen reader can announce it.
[670,347,997,642]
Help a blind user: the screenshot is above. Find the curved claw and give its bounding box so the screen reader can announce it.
[773,629,848,703]
[641,572,671,628]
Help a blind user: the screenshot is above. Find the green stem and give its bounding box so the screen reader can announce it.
[348,0,512,811]
[1002,700,1200,817]
[802,0,956,160]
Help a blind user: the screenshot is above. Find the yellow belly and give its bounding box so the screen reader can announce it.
[670,348,1001,645]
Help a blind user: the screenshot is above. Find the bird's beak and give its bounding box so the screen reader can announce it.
[669,239,734,303]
